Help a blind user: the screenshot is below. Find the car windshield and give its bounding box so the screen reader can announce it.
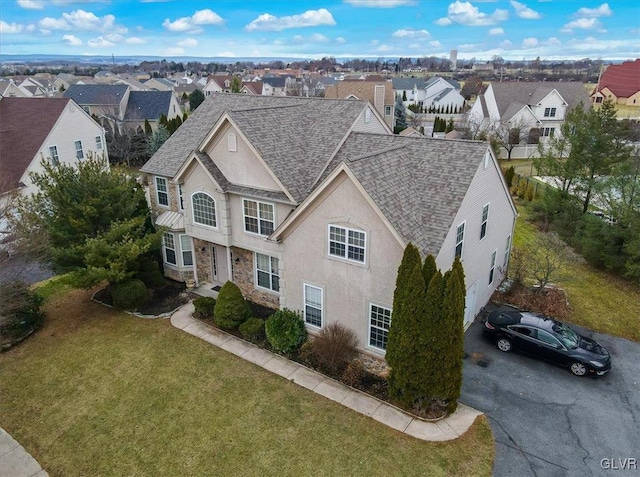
[552,323,580,349]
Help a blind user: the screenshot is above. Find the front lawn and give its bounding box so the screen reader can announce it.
[512,201,640,342]
[0,287,494,477]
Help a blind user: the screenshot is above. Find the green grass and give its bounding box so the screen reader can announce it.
[0,288,494,477]
[499,158,537,178]
[513,201,640,341]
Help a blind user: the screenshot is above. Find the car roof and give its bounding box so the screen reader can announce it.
[491,309,557,331]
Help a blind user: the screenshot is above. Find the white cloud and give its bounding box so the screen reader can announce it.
[164,47,185,56]
[310,33,330,42]
[489,27,504,35]
[510,1,541,20]
[163,9,224,32]
[575,3,612,18]
[0,21,24,34]
[344,0,416,7]
[561,17,604,32]
[543,37,561,46]
[38,10,126,33]
[17,0,44,9]
[245,8,336,32]
[62,34,82,46]
[293,35,305,43]
[429,40,443,48]
[87,36,115,48]
[336,36,346,44]
[377,44,392,52]
[437,1,508,27]
[499,39,513,48]
[217,51,236,57]
[522,37,538,47]
[178,38,198,47]
[392,28,430,38]
[125,37,146,44]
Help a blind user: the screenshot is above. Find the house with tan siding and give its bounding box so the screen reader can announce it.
[324,78,396,129]
[141,94,516,357]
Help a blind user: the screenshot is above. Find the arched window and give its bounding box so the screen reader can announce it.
[192,192,217,227]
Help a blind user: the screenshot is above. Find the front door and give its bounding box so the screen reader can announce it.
[211,245,219,282]
[464,279,479,327]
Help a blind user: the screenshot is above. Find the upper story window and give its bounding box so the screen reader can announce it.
[95,136,103,150]
[74,140,84,159]
[256,253,280,293]
[480,203,490,240]
[48,146,59,166]
[178,185,184,210]
[385,105,392,116]
[504,234,512,267]
[544,107,557,118]
[163,233,176,265]
[455,222,465,259]
[364,109,371,123]
[192,192,217,228]
[228,133,237,152]
[329,225,366,263]
[369,304,392,351]
[155,177,169,207]
[489,250,497,285]
[304,284,323,328]
[243,199,274,236]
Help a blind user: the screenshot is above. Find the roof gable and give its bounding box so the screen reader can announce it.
[63,84,129,106]
[596,59,640,98]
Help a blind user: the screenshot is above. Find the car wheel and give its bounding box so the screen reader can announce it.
[497,338,513,352]
[570,361,588,376]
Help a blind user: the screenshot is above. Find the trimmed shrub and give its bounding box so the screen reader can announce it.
[503,166,516,188]
[111,279,148,309]
[239,317,265,343]
[312,322,359,376]
[0,281,45,348]
[298,340,317,367]
[193,297,216,318]
[136,259,166,288]
[214,281,251,330]
[341,360,365,388]
[265,308,307,353]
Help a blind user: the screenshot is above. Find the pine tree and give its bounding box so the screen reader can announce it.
[386,243,426,407]
[422,254,437,290]
[421,269,445,401]
[440,258,466,413]
[144,119,152,135]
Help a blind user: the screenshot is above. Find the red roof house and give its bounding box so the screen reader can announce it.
[592,59,640,106]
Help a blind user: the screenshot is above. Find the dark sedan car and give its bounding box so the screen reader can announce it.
[483,308,611,376]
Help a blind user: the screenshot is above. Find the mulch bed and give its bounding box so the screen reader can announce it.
[492,283,572,320]
[94,280,191,316]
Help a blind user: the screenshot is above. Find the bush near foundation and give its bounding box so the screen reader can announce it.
[265,309,306,353]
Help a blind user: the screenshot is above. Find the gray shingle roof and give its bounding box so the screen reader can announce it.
[392,78,428,90]
[329,133,488,256]
[63,84,129,106]
[125,91,173,121]
[490,81,590,120]
[141,94,367,203]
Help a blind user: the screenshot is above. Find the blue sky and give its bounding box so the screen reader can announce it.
[1,1,638,60]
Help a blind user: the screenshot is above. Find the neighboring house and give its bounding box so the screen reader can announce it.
[204,75,233,96]
[63,84,130,131]
[144,78,176,92]
[0,97,108,206]
[324,78,395,128]
[262,77,287,96]
[54,73,79,92]
[398,126,423,137]
[140,94,516,357]
[591,59,640,106]
[115,77,150,91]
[18,77,51,97]
[469,81,590,158]
[124,91,182,132]
[0,79,31,98]
[392,77,465,112]
[240,81,263,95]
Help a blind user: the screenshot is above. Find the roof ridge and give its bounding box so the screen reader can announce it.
[348,143,407,162]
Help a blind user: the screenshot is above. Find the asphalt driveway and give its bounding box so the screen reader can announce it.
[461,316,640,477]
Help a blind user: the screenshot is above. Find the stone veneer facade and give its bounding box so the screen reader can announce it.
[193,237,213,283]
[230,246,281,310]
[147,175,180,216]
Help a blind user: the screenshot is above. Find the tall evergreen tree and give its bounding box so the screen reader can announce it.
[420,269,445,401]
[422,254,437,291]
[394,94,408,130]
[386,243,426,407]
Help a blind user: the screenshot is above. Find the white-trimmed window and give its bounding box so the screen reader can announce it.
[192,192,217,227]
[228,133,237,152]
[255,253,279,292]
[243,199,274,236]
[542,127,555,137]
[544,107,557,118]
[163,233,177,265]
[328,225,366,263]
[303,284,322,328]
[385,105,392,116]
[364,108,371,123]
[489,250,497,285]
[480,203,490,240]
[74,140,84,159]
[455,222,465,258]
[48,146,59,166]
[95,136,103,150]
[178,185,184,210]
[504,234,512,267]
[180,235,193,266]
[369,304,392,351]
[155,177,169,207]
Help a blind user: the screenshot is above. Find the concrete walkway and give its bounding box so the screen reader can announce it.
[0,427,48,477]
[171,303,482,441]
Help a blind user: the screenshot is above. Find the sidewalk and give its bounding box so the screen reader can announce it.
[0,427,48,477]
[171,303,482,441]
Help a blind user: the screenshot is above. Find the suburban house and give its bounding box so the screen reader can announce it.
[261,77,288,96]
[324,78,395,128]
[203,76,234,96]
[392,77,465,112]
[0,79,31,98]
[144,77,176,92]
[468,81,590,159]
[124,90,183,132]
[140,94,516,357]
[591,59,640,106]
[63,84,130,126]
[0,97,108,207]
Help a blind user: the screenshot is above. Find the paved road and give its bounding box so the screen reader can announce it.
[0,254,53,285]
[461,318,640,477]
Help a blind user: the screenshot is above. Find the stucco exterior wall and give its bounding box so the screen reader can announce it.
[279,171,404,356]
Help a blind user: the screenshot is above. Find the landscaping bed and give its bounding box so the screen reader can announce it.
[93,279,190,316]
